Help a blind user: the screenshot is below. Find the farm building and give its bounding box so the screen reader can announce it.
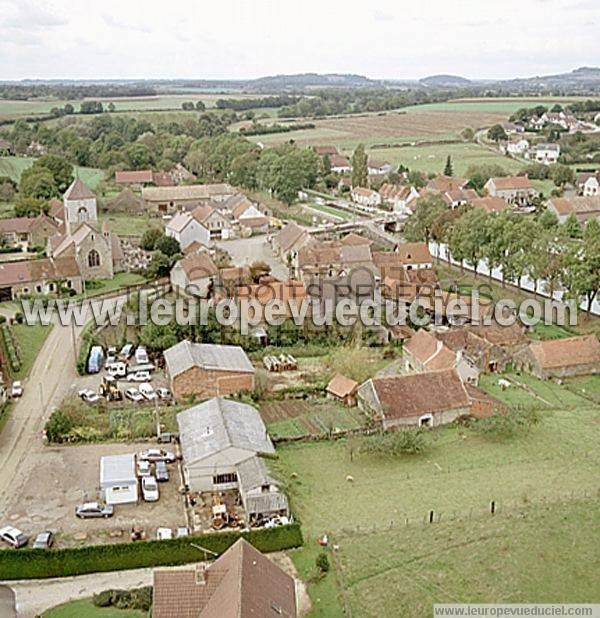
[100,454,138,505]
[164,341,255,400]
[115,170,154,186]
[142,183,236,213]
[152,538,297,618]
[170,251,218,298]
[190,204,232,239]
[394,242,434,270]
[351,187,381,207]
[0,214,59,250]
[547,196,600,224]
[358,369,471,429]
[326,374,359,406]
[518,335,600,379]
[470,196,510,214]
[271,221,312,261]
[176,397,288,522]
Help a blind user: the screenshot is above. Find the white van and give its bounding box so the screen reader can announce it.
[135,346,149,365]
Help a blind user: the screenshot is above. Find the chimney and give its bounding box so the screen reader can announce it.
[195,564,207,585]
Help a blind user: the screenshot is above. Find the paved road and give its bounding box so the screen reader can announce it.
[7,566,156,617]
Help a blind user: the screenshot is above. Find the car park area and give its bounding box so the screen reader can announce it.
[0,442,186,548]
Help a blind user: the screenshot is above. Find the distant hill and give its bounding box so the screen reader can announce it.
[496,67,600,92]
[420,74,472,88]
[249,73,378,90]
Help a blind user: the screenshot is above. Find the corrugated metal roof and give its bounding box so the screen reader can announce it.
[176,397,274,465]
[100,454,136,485]
[164,340,254,378]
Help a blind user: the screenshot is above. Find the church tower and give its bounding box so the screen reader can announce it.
[63,178,98,235]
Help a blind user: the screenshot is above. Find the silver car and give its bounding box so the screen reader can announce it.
[0,525,28,548]
[33,531,54,549]
[75,502,114,519]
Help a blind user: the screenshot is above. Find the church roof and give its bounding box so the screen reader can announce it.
[64,178,95,201]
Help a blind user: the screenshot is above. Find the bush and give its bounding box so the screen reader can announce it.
[475,407,541,439]
[360,428,426,457]
[93,587,152,611]
[316,552,330,573]
[0,524,303,580]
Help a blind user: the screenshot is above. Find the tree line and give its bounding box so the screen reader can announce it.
[405,193,600,313]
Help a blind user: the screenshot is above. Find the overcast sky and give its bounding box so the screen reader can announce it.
[0,0,598,81]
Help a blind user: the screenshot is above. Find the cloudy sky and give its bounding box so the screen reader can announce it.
[0,0,597,81]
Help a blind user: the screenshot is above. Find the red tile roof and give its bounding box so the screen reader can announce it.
[115,170,154,184]
[326,374,359,398]
[529,335,600,370]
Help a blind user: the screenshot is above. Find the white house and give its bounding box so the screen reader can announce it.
[170,251,219,297]
[329,154,352,174]
[578,173,600,197]
[506,139,530,157]
[378,184,420,214]
[529,143,560,165]
[100,454,138,505]
[351,187,381,207]
[191,205,231,240]
[367,158,393,175]
[165,211,210,250]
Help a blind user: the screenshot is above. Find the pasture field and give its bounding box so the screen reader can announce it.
[0,156,104,188]
[260,399,365,438]
[336,498,600,617]
[98,212,157,237]
[274,375,599,538]
[369,142,524,176]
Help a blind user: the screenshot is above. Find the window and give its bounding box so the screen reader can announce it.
[35,285,42,293]
[88,249,101,268]
[213,473,237,485]
[77,206,89,223]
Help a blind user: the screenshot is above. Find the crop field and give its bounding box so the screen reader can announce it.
[0,156,104,188]
[335,499,599,617]
[260,399,365,438]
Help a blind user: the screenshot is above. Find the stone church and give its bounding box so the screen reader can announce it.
[48,178,124,280]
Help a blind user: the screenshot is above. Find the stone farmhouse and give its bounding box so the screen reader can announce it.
[142,183,236,213]
[0,213,59,250]
[358,369,472,429]
[351,187,382,207]
[577,172,599,197]
[517,335,600,379]
[484,176,538,206]
[170,251,218,298]
[164,340,255,400]
[547,196,600,224]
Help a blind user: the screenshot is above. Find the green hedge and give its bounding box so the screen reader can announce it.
[0,523,303,580]
[0,324,21,374]
[76,321,97,376]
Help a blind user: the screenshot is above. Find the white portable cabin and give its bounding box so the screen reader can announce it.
[100,454,138,505]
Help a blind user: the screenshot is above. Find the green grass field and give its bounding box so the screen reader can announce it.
[336,499,599,617]
[44,599,144,618]
[0,156,105,188]
[401,97,589,115]
[12,322,53,379]
[368,142,524,177]
[99,212,158,237]
[272,373,600,616]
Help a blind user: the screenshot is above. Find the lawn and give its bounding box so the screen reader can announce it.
[11,322,53,379]
[335,499,600,617]
[44,599,144,618]
[99,212,158,237]
[0,156,105,188]
[74,272,148,300]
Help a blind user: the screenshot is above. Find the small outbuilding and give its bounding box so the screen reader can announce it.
[326,374,359,406]
[100,454,138,505]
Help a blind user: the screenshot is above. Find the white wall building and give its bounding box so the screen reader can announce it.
[100,454,138,505]
[165,211,210,250]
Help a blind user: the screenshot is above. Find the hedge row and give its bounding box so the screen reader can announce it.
[0,323,21,374]
[0,522,303,580]
[76,321,97,376]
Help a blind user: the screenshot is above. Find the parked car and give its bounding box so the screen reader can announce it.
[32,531,54,549]
[87,345,105,374]
[139,382,157,401]
[11,381,23,398]
[78,388,100,404]
[75,502,114,519]
[155,461,169,482]
[0,526,28,548]
[156,527,172,540]
[137,459,151,477]
[138,448,176,463]
[127,371,151,382]
[125,388,144,403]
[119,343,134,359]
[141,476,159,502]
[156,387,172,401]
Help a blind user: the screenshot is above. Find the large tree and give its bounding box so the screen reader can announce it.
[403,193,447,243]
[351,144,368,188]
[487,124,508,142]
